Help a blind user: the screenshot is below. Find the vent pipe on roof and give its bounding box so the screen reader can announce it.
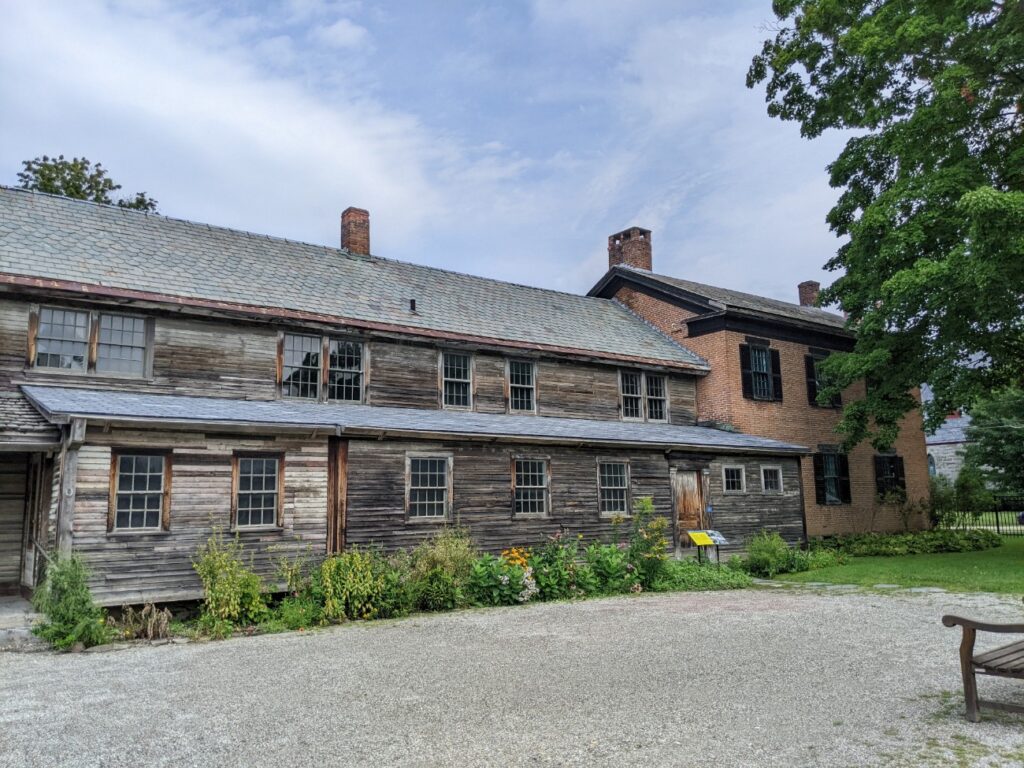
[341,207,370,254]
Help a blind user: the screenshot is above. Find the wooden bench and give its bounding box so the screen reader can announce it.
[942,615,1024,721]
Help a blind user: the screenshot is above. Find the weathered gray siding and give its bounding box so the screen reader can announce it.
[706,457,804,545]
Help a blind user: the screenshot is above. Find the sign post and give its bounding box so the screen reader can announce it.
[686,530,729,565]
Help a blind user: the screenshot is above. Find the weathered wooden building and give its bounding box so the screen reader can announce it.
[0,189,806,605]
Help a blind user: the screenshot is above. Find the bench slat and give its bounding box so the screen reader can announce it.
[974,640,1024,666]
[975,641,1024,674]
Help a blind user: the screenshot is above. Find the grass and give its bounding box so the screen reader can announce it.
[776,536,1024,593]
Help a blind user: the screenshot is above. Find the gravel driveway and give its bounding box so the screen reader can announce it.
[2,587,1023,767]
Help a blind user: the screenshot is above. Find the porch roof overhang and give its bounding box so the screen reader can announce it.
[21,385,809,456]
[0,391,60,451]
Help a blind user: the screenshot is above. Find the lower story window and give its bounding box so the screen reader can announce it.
[598,461,630,515]
[722,465,745,493]
[514,458,549,516]
[761,466,783,494]
[234,455,282,528]
[407,455,451,519]
[813,452,852,505]
[111,453,168,532]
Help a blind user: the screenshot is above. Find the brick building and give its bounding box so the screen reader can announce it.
[590,227,930,537]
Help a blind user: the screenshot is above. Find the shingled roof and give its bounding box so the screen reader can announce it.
[0,391,60,447]
[23,386,806,454]
[0,187,706,371]
[592,264,849,333]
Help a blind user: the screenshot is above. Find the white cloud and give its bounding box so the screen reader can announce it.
[311,18,372,50]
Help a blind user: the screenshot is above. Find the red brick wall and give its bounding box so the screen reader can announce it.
[612,284,931,536]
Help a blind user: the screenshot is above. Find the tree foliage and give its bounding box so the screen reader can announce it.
[748,1,1024,448]
[965,386,1024,494]
[17,155,158,212]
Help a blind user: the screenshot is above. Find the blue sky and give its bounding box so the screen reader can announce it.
[1,1,848,303]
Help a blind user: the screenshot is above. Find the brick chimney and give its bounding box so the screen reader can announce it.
[341,207,370,254]
[798,280,820,307]
[608,227,652,271]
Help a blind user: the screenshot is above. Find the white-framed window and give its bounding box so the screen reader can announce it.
[233,454,283,529]
[33,306,149,376]
[598,460,630,515]
[760,465,783,494]
[513,457,549,516]
[406,454,452,520]
[110,453,168,532]
[280,332,364,402]
[508,360,536,413]
[441,351,472,409]
[722,465,746,493]
[619,370,669,422]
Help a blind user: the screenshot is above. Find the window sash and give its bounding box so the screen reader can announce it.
[621,371,668,421]
[509,361,535,412]
[96,313,147,375]
[645,374,667,421]
[328,339,362,402]
[408,457,450,518]
[514,458,548,515]
[750,346,772,400]
[823,453,842,504]
[598,462,629,514]
[34,307,148,375]
[620,372,643,419]
[113,454,165,530]
[236,457,280,527]
[761,467,782,493]
[442,352,472,408]
[723,466,745,493]
[35,307,89,370]
[282,333,321,399]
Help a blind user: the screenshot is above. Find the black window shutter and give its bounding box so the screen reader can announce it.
[812,454,826,505]
[873,456,888,496]
[739,344,753,400]
[895,456,906,490]
[831,388,843,409]
[770,349,783,401]
[805,355,818,406]
[838,455,852,503]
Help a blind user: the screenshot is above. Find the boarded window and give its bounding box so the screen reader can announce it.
[761,466,783,494]
[442,352,472,408]
[407,456,450,519]
[113,454,166,531]
[328,339,362,402]
[509,360,535,412]
[813,452,852,505]
[96,313,147,375]
[235,456,280,527]
[598,461,630,515]
[723,465,745,493]
[514,458,548,516]
[646,375,667,421]
[35,307,89,370]
[282,333,321,399]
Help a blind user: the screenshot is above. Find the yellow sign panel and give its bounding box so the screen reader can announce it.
[688,531,714,546]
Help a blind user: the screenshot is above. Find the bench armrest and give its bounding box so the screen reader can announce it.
[942,615,1024,634]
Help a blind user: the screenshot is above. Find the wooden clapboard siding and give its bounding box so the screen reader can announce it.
[472,355,507,413]
[704,457,804,545]
[366,341,439,409]
[534,359,620,421]
[70,428,329,605]
[0,453,27,585]
[344,439,675,553]
[669,375,697,425]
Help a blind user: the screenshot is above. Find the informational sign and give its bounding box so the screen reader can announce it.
[687,529,728,547]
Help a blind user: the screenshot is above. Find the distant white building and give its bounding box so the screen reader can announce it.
[926,411,971,483]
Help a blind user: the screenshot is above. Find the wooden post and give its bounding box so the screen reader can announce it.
[56,419,86,555]
[959,626,980,722]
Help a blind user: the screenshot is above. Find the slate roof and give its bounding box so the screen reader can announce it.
[0,187,706,370]
[927,414,971,446]
[22,386,807,455]
[0,391,60,446]
[595,264,850,332]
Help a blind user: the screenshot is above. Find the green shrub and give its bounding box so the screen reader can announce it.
[744,531,793,577]
[655,559,753,591]
[193,531,269,631]
[32,555,111,650]
[585,542,632,594]
[274,594,322,630]
[467,554,526,606]
[529,532,592,600]
[815,529,1002,557]
[626,497,670,589]
[316,549,387,621]
[416,567,462,611]
[376,551,417,618]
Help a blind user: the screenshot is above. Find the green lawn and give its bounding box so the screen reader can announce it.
[776,537,1024,594]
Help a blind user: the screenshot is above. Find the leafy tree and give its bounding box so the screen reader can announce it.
[17,155,158,212]
[748,1,1024,449]
[965,386,1024,494]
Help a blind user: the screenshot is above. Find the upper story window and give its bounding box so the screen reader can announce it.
[813,451,851,505]
[874,455,906,498]
[619,371,669,422]
[442,351,472,409]
[805,352,842,408]
[32,306,149,377]
[280,332,363,403]
[508,360,536,413]
[110,452,170,532]
[739,341,782,402]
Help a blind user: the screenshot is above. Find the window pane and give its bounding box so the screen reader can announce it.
[599,462,628,514]
[282,334,320,399]
[509,361,534,412]
[750,346,772,399]
[328,340,362,401]
[408,457,449,518]
[96,313,147,375]
[236,457,279,527]
[443,353,471,408]
[35,307,88,370]
[514,459,547,515]
[114,454,164,530]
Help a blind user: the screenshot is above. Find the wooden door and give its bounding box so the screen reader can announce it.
[327,438,348,554]
[0,454,27,591]
[671,469,703,546]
